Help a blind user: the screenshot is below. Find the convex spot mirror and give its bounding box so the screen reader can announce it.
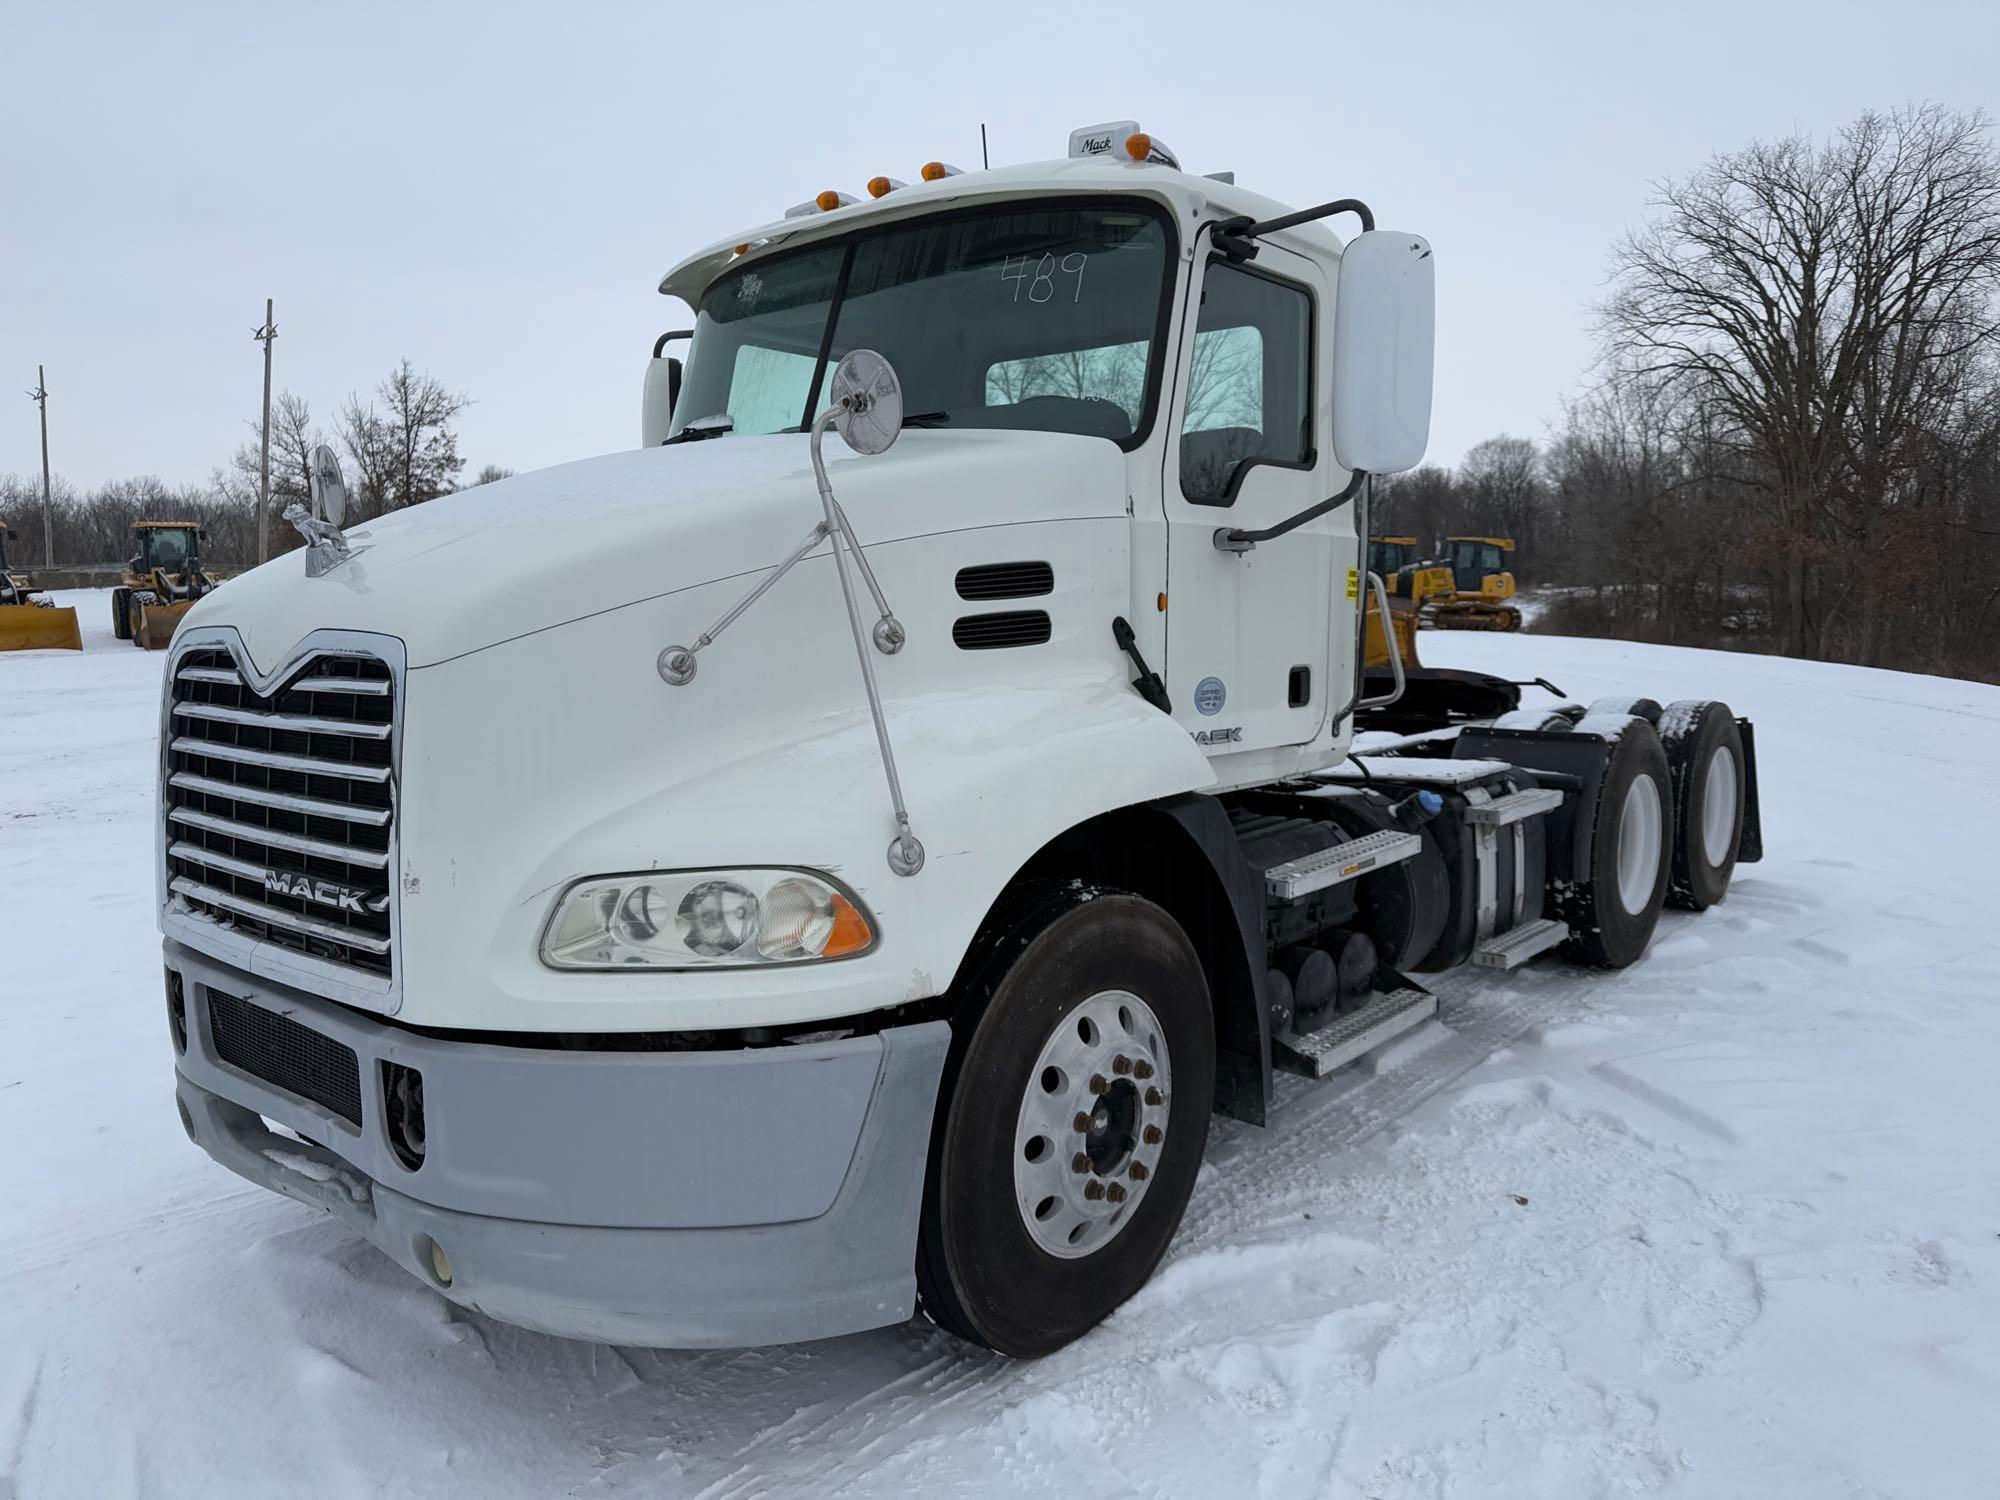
[308,443,349,527]
[828,349,903,456]
[1331,231,1435,475]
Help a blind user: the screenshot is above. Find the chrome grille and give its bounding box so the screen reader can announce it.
[164,647,396,980]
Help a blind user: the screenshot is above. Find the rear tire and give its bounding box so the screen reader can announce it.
[1558,716,1673,968]
[111,587,131,640]
[1660,700,1745,910]
[917,887,1214,1357]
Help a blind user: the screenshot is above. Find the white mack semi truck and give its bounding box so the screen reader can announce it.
[158,123,1761,1357]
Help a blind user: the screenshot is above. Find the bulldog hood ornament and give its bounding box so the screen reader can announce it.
[291,444,362,577]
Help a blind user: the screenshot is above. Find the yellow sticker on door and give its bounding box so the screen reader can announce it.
[1345,567,1360,601]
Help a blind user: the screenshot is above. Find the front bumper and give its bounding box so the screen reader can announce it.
[165,939,951,1348]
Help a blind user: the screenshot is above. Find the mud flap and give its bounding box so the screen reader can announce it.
[0,604,82,651]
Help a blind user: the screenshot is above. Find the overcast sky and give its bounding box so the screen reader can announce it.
[4,0,1995,492]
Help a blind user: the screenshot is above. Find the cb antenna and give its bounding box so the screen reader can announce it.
[980,122,989,170]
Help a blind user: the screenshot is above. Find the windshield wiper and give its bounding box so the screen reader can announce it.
[664,414,734,444]
[901,410,951,428]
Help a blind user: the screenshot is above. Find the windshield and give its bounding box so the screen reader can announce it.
[144,530,193,569]
[670,200,1174,447]
[1448,540,1506,580]
[1369,539,1415,576]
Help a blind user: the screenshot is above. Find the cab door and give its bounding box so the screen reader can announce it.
[1161,236,1344,763]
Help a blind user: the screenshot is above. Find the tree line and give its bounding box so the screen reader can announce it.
[1,359,506,568]
[1382,103,2000,685]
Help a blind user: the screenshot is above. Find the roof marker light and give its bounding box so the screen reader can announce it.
[867,175,907,199]
[919,161,963,182]
[1123,132,1180,169]
[785,191,860,219]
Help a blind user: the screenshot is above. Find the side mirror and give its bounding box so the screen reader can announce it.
[308,443,349,526]
[198,527,209,543]
[642,331,691,447]
[1331,231,1434,475]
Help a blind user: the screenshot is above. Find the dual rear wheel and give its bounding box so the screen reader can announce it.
[1557,699,1747,966]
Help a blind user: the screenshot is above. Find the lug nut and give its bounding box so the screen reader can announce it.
[1088,1074,1110,1096]
[1144,1088,1165,1107]
[1129,1161,1149,1181]
[1142,1124,1163,1145]
[1074,1112,1093,1134]
[1112,1055,1133,1075]
[1084,1180,1106,1201]
[1072,1152,1091,1174]
[1133,1060,1155,1080]
[1106,1183,1128,1204]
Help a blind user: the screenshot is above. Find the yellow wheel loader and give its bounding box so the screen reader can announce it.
[0,520,83,652]
[1427,535,1521,631]
[112,521,227,650]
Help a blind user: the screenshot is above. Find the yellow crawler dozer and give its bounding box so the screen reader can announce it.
[113,521,227,650]
[1427,535,1521,632]
[0,520,83,652]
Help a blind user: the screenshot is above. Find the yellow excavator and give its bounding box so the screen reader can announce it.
[113,520,228,650]
[0,520,83,652]
[1429,535,1521,632]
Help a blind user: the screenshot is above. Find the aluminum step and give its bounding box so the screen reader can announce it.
[1265,829,1422,900]
[1464,786,1565,827]
[1272,988,1438,1079]
[1472,917,1568,970]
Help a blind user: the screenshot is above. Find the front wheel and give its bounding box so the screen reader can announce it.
[917,888,1214,1357]
[126,590,156,647]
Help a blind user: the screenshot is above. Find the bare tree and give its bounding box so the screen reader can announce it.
[380,359,469,509]
[1603,104,2000,656]
[339,393,398,520]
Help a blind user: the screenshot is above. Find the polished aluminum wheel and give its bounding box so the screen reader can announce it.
[1012,989,1172,1259]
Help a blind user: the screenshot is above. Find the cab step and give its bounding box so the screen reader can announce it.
[1265,829,1422,900]
[1472,917,1568,970]
[1272,988,1438,1079]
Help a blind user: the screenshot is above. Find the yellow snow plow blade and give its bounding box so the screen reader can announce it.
[0,603,83,652]
[136,599,192,650]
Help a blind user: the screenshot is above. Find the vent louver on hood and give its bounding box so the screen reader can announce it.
[955,561,1054,600]
[952,610,1052,650]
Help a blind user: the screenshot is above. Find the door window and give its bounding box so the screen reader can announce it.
[1179,261,1312,505]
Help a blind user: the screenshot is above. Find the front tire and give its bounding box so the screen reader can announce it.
[126,590,156,647]
[917,888,1214,1357]
[111,587,131,640]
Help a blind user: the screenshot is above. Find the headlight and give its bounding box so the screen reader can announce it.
[540,869,876,970]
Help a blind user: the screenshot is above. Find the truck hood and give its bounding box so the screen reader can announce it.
[188,430,1129,673]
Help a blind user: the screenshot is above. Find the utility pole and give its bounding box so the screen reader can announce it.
[27,366,52,567]
[253,300,277,563]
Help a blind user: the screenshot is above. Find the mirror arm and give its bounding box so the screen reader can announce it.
[1214,469,1368,553]
[1215,198,1376,261]
[652,330,692,359]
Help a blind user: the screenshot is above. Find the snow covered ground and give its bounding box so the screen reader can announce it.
[4,589,1998,1498]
